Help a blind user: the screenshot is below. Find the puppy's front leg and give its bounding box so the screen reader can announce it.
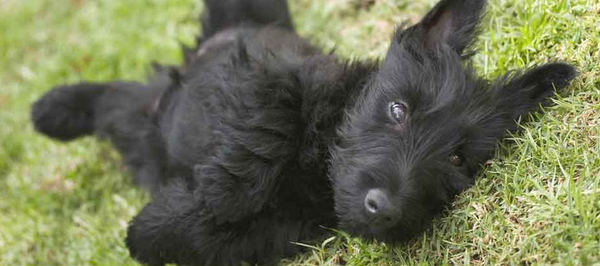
[126,179,326,265]
[194,136,293,224]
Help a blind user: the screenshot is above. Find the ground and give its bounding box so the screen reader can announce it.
[0,0,599,265]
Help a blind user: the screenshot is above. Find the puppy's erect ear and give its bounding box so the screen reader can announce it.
[416,0,486,54]
[495,63,577,120]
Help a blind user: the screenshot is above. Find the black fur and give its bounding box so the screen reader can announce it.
[31,0,576,264]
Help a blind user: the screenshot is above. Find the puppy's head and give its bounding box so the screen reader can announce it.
[329,0,576,241]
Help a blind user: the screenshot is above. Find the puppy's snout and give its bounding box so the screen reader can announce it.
[364,189,399,226]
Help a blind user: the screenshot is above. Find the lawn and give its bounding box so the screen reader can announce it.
[0,0,598,265]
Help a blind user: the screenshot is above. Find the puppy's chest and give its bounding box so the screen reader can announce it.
[274,160,334,214]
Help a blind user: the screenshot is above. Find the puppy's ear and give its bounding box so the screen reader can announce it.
[414,0,486,54]
[495,63,577,120]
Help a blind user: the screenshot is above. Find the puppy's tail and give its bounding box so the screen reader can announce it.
[200,0,294,38]
[31,83,106,141]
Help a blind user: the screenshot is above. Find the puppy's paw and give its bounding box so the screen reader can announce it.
[32,83,106,141]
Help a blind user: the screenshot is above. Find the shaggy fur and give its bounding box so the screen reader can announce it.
[31,0,576,264]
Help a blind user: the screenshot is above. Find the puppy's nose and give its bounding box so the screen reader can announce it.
[364,189,399,225]
[364,189,389,214]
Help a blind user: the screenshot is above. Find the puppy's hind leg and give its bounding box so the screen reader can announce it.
[32,82,107,141]
[200,0,294,38]
[31,68,177,190]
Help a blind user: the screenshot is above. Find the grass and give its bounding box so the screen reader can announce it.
[0,0,598,265]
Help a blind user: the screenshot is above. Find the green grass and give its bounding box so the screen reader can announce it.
[0,0,598,265]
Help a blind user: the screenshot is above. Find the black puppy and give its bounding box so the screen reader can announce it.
[31,0,576,264]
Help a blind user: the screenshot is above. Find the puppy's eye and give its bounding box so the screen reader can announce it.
[389,102,408,123]
[449,153,463,166]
